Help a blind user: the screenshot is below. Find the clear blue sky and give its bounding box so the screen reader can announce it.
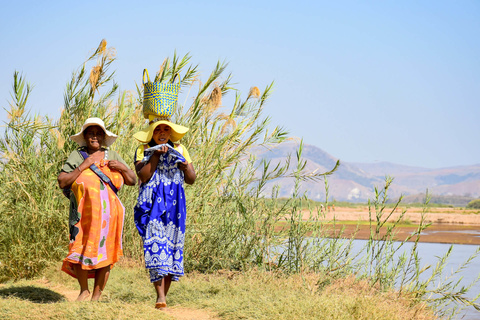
[1,0,479,168]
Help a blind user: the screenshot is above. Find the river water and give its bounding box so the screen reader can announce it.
[351,240,480,319]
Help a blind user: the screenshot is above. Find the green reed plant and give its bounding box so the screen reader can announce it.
[0,40,337,280]
[0,40,142,279]
[0,73,65,280]
[275,142,340,273]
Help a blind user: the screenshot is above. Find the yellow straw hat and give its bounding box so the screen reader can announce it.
[133,116,189,143]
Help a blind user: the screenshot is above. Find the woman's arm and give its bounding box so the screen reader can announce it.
[178,161,196,185]
[107,161,137,186]
[135,147,168,183]
[57,155,97,189]
[57,151,104,189]
[58,169,82,189]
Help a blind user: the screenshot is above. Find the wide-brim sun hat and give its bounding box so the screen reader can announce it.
[133,117,189,143]
[70,117,118,147]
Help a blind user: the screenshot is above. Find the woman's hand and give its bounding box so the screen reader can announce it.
[58,151,103,189]
[178,161,196,185]
[107,160,125,171]
[135,146,170,183]
[108,160,137,186]
[153,145,169,155]
[177,161,188,172]
[82,150,104,168]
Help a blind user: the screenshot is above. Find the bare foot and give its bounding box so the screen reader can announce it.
[155,301,167,310]
[76,290,90,301]
[91,291,102,301]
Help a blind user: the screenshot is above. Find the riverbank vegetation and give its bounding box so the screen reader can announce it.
[1,40,479,319]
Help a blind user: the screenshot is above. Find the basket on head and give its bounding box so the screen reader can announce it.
[142,69,180,120]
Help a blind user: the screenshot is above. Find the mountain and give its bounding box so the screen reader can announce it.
[251,140,480,205]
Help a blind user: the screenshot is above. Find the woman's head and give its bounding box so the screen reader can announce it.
[83,125,106,151]
[151,124,172,145]
[70,118,117,147]
[133,118,188,144]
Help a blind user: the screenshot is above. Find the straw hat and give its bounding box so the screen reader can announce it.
[70,117,117,147]
[133,116,189,143]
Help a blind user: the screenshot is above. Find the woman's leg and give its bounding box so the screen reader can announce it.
[73,264,90,301]
[153,275,172,308]
[91,265,111,301]
[153,279,166,304]
[163,275,172,297]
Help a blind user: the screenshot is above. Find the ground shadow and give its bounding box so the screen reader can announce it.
[0,285,66,303]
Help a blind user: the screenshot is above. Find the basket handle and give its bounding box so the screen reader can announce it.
[171,73,181,84]
[143,69,151,84]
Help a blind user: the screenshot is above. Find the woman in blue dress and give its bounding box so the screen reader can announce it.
[133,117,196,309]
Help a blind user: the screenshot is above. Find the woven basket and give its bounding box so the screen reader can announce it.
[142,69,180,120]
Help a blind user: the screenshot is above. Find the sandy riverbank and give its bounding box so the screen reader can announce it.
[301,207,480,245]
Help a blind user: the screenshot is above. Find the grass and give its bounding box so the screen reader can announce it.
[176,270,434,320]
[0,260,434,320]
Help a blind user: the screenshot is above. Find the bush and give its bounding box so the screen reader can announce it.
[0,41,336,279]
[467,199,480,209]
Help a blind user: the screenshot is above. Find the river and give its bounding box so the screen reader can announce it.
[351,240,480,319]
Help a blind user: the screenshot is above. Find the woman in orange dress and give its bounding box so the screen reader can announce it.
[58,118,136,301]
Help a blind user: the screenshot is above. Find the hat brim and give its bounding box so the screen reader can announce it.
[133,120,189,143]
[70,123,117,147]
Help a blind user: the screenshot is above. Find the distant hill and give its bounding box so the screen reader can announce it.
[251,140,480,206]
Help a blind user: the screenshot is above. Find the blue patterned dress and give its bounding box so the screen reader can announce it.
[134,144,187,282]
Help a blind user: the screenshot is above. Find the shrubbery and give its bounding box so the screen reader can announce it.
[467,199,480,209]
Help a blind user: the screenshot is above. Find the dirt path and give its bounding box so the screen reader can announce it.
[162,307,219,320]
[33,279,220,320]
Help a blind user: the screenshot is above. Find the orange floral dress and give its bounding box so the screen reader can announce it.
[62,159,125,278]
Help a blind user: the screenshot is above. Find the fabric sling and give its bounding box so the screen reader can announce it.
[79,150,119,194]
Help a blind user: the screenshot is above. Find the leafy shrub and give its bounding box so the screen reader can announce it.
[467,199,480,209]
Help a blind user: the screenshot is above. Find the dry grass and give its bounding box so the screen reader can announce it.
[0,259,434,320]
[173,269,435,320]
[0,262,435,320]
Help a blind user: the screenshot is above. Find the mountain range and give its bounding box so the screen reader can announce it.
[251,140,480,206]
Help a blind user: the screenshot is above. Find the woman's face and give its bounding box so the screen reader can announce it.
[152,124,171,145]
[83,125,105,150]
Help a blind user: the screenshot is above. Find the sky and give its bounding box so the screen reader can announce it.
[1,0,479,169]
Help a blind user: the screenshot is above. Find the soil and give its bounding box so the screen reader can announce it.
[302,206,480,245]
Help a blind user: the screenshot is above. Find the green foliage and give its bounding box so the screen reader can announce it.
[0,41,337,279]
[0,42,144,279]
[391,194,473,207]
[467,199,480,209]
[0,72,66,280]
